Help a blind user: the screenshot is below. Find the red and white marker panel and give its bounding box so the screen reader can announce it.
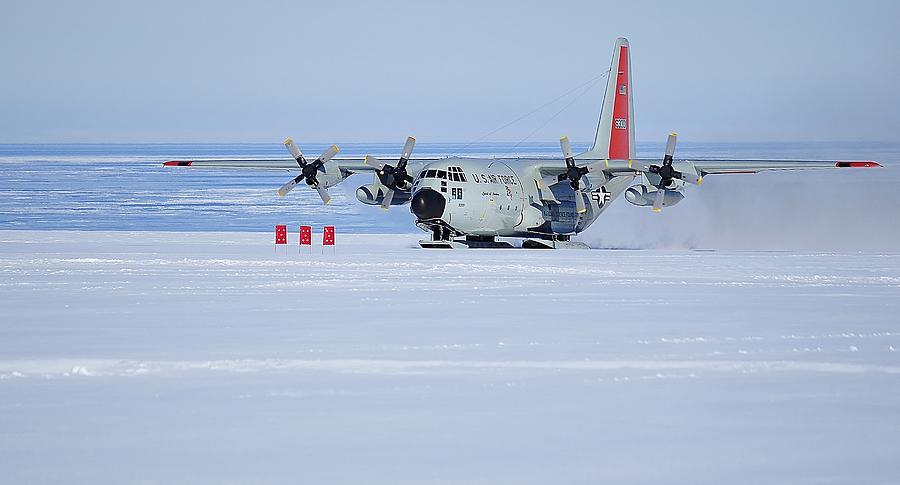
[299,225,312,246]
[275,225,287,245]
[323,226,335,246]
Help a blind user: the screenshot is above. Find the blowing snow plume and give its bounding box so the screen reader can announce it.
[584,143,900,251]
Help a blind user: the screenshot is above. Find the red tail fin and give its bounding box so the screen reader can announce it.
[587,38,635,160]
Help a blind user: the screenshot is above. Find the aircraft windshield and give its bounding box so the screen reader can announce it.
[419,166,467,182]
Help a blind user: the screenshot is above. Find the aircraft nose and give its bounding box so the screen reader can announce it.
[410,188,446,220]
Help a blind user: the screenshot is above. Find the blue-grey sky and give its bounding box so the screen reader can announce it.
[2,0,899,143]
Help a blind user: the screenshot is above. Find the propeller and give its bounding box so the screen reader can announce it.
[646,132,700,212]
[277,138,340,204]
[557,136,589,214]
[364,136,416,210]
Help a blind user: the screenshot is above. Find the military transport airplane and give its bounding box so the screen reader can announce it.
[164,37,880,249]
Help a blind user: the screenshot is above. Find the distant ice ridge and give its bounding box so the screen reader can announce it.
[3,358,899,380]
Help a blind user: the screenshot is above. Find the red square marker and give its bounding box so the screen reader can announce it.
[275,225,287,245]
[299,226,312,246]
[323,226,335,246]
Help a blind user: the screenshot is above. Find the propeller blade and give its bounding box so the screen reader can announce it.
[284,138,303,162]
[277,175,304,197]
[665,132,677,159]
[560,135,574,159]
[678,171,702,185]
[629,160,649,172]
[380,188,395,210]
[537,177,559,202]
[652,189,665,212]
[559,135,575,169]
[400,136,416,163]
[315,184,332,205]
[364,155,385,170]
[316,144,340,165]
[574,188,586,214]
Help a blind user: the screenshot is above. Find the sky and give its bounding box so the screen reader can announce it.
[1,0,899,144]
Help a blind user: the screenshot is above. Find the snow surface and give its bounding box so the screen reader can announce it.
[1,231,899,484]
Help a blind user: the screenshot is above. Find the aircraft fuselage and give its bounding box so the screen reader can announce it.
[409,157,634,239]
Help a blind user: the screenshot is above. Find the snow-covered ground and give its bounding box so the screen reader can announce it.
[1,231,899,483]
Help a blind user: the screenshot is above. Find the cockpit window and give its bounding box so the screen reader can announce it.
[420,167,467,181]
[447,166,467,182]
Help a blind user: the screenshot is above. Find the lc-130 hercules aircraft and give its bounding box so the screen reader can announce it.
[164,37,880,249]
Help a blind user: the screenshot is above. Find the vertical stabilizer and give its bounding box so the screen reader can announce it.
[586,38,635,160]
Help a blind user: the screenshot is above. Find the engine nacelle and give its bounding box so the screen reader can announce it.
[356,184,411,206]
[310,162,347,189]
[625,184,684,207]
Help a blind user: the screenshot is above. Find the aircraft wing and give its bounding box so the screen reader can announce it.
[606,158,882,175]
[162,157,440,174]
[164,158,302,171]
[682,159,880,174]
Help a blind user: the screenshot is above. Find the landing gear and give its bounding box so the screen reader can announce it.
[461,235,513,249]
[418,225,513,249]
[522,234,590,249]
[431,225,450,242]
[419,222,461,248]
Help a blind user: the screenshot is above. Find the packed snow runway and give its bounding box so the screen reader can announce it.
[2,231,899,483]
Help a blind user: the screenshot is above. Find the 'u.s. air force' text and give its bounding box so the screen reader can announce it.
[471,173,518,185]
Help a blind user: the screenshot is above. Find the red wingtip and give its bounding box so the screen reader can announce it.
[163,161,192,166]
[836,161,881,168]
